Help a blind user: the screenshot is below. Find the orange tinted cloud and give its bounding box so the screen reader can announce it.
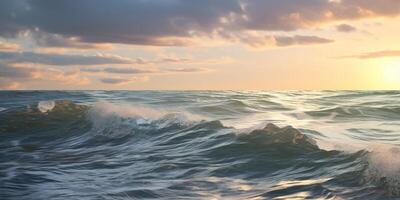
[0,41,20,52]
[0,79,21,90]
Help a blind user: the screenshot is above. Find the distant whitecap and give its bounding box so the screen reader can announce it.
[37,100,56,113]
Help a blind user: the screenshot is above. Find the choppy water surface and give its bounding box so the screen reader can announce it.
[1,91,400,200]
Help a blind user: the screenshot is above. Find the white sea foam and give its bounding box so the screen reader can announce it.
[87,101,205,137]
[37,100,56,113]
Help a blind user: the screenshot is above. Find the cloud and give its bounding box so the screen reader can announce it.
[99,76,148,85]
[0,63,38,78]
[165,67,210,73]
[79,68,103,73]
[217,31,333,48]
[274,35,334,46]
[0,0,399,46]
[336,24,357,32]
[82,67,154,74]
[0,50,229,67]
[0,41,20,51]
[220,32,276,48]
[154,56,233,65]
[339,50,400,59]
[103,67,156,74]
[0,0,241,45]
[240,0,400,31]
[0,79,21,90]
[32,32,113,49]
[0,62,89,85]
[41,69,90,85]
[0,51,133,65]
[81,67,209,75]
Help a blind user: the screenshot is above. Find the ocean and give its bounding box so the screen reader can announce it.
[1,90,400,199]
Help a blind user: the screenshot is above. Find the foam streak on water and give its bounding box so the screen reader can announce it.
[1,91,400,199]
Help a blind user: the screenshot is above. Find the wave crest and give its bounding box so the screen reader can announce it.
[87,102,204,137]
[239,123,319,151]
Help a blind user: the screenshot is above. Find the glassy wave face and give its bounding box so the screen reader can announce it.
[1,91,400,200]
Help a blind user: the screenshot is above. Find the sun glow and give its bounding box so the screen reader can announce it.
[381,60,400,87]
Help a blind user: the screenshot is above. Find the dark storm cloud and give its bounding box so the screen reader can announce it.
[0,0,241,45]
[0,0,399,46]
[240,0,400,31]
[0,51,132,65]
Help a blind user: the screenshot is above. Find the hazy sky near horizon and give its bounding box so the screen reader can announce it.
[0,0,400,90]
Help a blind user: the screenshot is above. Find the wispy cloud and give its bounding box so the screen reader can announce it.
[339,50,400,59]
[274,35,334,47]
[0,51,132,66]
[103,67,156,74]
[99,77,148,85]
[81,67,209,75]
[164,67,210,73]
[0,50,230,66]
[218,31,334,48]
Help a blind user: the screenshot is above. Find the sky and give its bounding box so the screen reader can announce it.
[0,0,400,90]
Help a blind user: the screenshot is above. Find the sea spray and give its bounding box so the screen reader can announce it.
[365,144,400,196]
[37,100,56,113]
[86,101,204,137]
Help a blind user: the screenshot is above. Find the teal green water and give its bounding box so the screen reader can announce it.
[1,91,400,199]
